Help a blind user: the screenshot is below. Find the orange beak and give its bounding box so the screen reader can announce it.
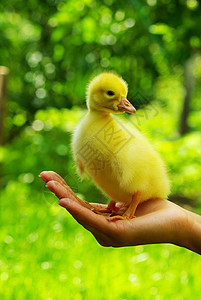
[117,97,136,113]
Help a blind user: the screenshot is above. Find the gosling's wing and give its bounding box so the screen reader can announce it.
[76,157,85,177]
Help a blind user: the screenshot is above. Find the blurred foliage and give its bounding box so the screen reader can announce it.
[0,0,201,299]
[0,0,201,139]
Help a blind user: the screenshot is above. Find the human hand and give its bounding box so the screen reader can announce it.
[39,171,201,254]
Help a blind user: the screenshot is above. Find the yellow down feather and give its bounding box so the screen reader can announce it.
[72,72,170,205]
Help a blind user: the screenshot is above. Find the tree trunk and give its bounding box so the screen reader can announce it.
[0,66,9,145]
[179,59,194,135]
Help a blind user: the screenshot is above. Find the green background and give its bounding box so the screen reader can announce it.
[0,0,201,299]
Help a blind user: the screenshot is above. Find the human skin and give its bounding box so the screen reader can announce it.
[39,171,201,255]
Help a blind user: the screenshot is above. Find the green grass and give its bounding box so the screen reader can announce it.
[0,181,201,300]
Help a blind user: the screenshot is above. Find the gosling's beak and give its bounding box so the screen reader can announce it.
[117,97,136,113]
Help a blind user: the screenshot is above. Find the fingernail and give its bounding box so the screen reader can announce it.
[45,183,52,188]
[45,183,54,192]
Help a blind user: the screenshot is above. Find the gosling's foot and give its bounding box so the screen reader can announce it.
[92,200,118,217]
[106,215,136,222]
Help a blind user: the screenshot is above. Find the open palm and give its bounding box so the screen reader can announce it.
[39,171,188,248]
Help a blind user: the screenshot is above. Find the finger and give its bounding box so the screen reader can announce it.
[59,198,110,247]
[39,171,67,186]
[40,171,79,201]
[89,203,126,209]
[46,181,94,210]
[46,180,76,200]
[58,198,113,234]
[59,198,115,244]
[89,203,108,209]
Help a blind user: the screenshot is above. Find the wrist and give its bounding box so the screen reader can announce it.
[173,208,201,255]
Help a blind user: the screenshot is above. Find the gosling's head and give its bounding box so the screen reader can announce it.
[86,72,136,114]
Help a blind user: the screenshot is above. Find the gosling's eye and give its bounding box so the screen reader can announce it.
[107,90,115,96]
